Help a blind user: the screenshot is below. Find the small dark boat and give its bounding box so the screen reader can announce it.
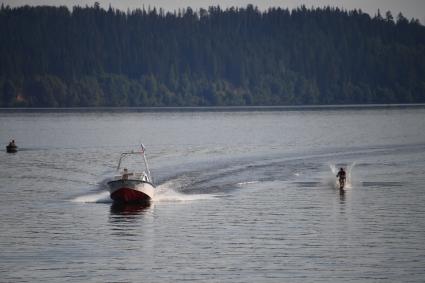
[6,142,17,153]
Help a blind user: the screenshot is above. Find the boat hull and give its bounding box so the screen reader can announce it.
[108,179,155,203]
[6,145,17,153]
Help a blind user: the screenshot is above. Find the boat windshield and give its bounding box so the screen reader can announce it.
[116,151,152,183]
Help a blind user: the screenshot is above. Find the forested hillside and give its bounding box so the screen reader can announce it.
[1,4,424,107]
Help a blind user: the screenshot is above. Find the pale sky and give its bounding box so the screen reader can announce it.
[1,0,424,23]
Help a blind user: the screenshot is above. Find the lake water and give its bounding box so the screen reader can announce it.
[1,106,425,282]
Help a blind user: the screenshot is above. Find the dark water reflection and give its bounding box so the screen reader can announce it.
[108,203,154,240]
[339,189,346,201]
[110,202,151,216]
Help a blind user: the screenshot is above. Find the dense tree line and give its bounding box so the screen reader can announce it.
[0,4,424,107]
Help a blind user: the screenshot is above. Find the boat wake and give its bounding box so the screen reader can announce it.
[71,176,114,203]
[72,191,112,203]
[72,146,380,204]
[153,180,218,202]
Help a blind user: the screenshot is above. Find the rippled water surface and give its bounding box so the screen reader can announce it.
[1,106,425,282]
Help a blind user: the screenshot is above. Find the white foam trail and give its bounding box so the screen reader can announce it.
[72,191,112,203]
[329,164,338,175]
[71,176,115,203]
[236,181,259,186]
[153,180,217,202]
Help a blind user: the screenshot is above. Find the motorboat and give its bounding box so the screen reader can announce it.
[107,145,155,204]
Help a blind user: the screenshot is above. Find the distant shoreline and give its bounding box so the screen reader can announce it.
[1,104,425,113]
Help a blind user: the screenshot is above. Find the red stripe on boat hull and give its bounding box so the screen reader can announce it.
[110,187,151,203]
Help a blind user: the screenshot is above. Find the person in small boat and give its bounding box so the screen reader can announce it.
[8,140,16,147]
[336,168,346,188]
[122,168,133,180]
